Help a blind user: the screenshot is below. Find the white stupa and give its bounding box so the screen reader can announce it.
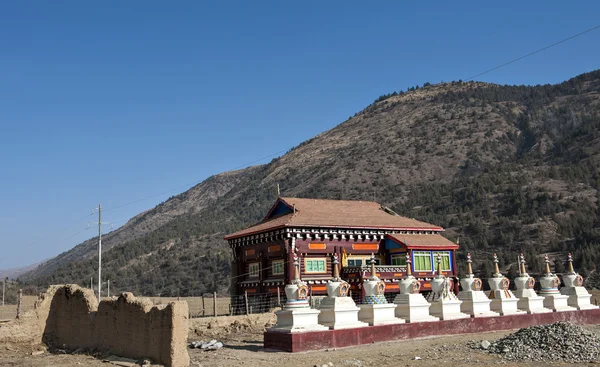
[269,252,328,332]
[514,253,552,314]
[487,253,525,315]
[427,253,470,320]
[393,252,439,322]
[317,254,369,330]
[357,254,405,325]
[560,253,598,310]
[457,253,498,317]
[538,254,575,312]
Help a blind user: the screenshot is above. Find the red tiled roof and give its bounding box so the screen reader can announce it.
[386,233,458,250]
[225,197,444,240]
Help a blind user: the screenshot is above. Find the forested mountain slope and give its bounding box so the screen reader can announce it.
[22,70,600,295]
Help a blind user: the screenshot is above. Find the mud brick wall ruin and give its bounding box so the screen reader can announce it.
[0,284,190,367]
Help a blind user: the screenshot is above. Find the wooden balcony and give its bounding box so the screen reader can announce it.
[342,265,408,275]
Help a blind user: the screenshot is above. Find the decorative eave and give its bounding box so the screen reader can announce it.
[227,228,287,248]
[227,226,443,249]
[385,233,459,250]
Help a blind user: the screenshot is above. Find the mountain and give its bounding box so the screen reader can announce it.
[0,261,45,280]
[21,70,600,295]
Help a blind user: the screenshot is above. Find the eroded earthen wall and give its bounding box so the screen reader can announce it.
[0,285,189,367]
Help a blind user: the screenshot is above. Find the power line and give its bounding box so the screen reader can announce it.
[14,149,290,265]
[20,213,94,249]
[465,24,600,81]
[19,24,600,261]
[103,148,288,212]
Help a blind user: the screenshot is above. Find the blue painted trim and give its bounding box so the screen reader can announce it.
[267,201,293,219]
[385,239,401,249]
[411,250,454,272]
[431,250,453,271]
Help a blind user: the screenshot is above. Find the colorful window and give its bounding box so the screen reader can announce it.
[391,254,407,266]
[347,255,380,267]
[347,259,363,266]
[305,258,326,273]
[272,260,284,276]
[413,251,432,271]
[432,251,452,271]
[248,262,260,277]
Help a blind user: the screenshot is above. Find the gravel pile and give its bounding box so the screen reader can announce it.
[483,322,600,362]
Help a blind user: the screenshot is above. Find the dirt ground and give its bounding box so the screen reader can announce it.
[2,322,600,367]
[1,293,599,367]
[0,296,37,321]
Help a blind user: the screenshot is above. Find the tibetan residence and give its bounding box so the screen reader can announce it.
[225,197,459,309]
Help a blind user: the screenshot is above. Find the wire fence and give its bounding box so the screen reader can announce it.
[3,285,598,322]
[149,291,286,318]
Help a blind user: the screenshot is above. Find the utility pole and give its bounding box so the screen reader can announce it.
[98,204,102,305]
[90,204,109,306]
[107,279,110,298]
[2,277,5,306]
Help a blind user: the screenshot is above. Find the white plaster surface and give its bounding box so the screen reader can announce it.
[542,294,576,312]
[514,290,553,314]
[393,293,439,322]
[560,286,599,310]
[488,290,526,316]
[457,291,498,317]
[317,297,369,330]
[358,304,405,326]
[270,308,329,333]
[429,299,471,320]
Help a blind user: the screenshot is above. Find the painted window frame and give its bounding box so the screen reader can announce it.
[346,255,381,267]
[271,259,284,276]
[347,258,363,267]
[304,258,327,273]
[432,251,452,271]
[390,254,407,266]
[413,251,433,271]
[248,262,260,277]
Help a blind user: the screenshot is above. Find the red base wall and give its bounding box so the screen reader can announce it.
[264,308,600,352]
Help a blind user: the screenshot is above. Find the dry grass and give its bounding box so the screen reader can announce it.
[0,296,37,321]
[149,296,232,317]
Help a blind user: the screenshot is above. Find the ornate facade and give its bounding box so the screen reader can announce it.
[225,197,459,306]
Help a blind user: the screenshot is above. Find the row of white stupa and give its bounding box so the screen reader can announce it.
[269,252,598,332]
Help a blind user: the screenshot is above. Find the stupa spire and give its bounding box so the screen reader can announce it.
[519,253,527,275]
[293,251,300,282]
[332,253,340,280]
[493,253,501,276]
[370,253,376,279]
[567,253,575,274]
[544,254,552,275]
[406,252,412,277]
[466,253,473,276]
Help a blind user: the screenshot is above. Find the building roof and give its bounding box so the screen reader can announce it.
[386,233,459,250]
[224,197,444,240]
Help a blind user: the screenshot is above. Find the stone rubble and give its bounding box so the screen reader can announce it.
[476,322,600,362]
[189,339,224,350]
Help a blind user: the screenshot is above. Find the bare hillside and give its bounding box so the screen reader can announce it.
[22,70,600,295]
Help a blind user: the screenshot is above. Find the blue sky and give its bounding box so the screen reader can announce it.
[1,1,599,270]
